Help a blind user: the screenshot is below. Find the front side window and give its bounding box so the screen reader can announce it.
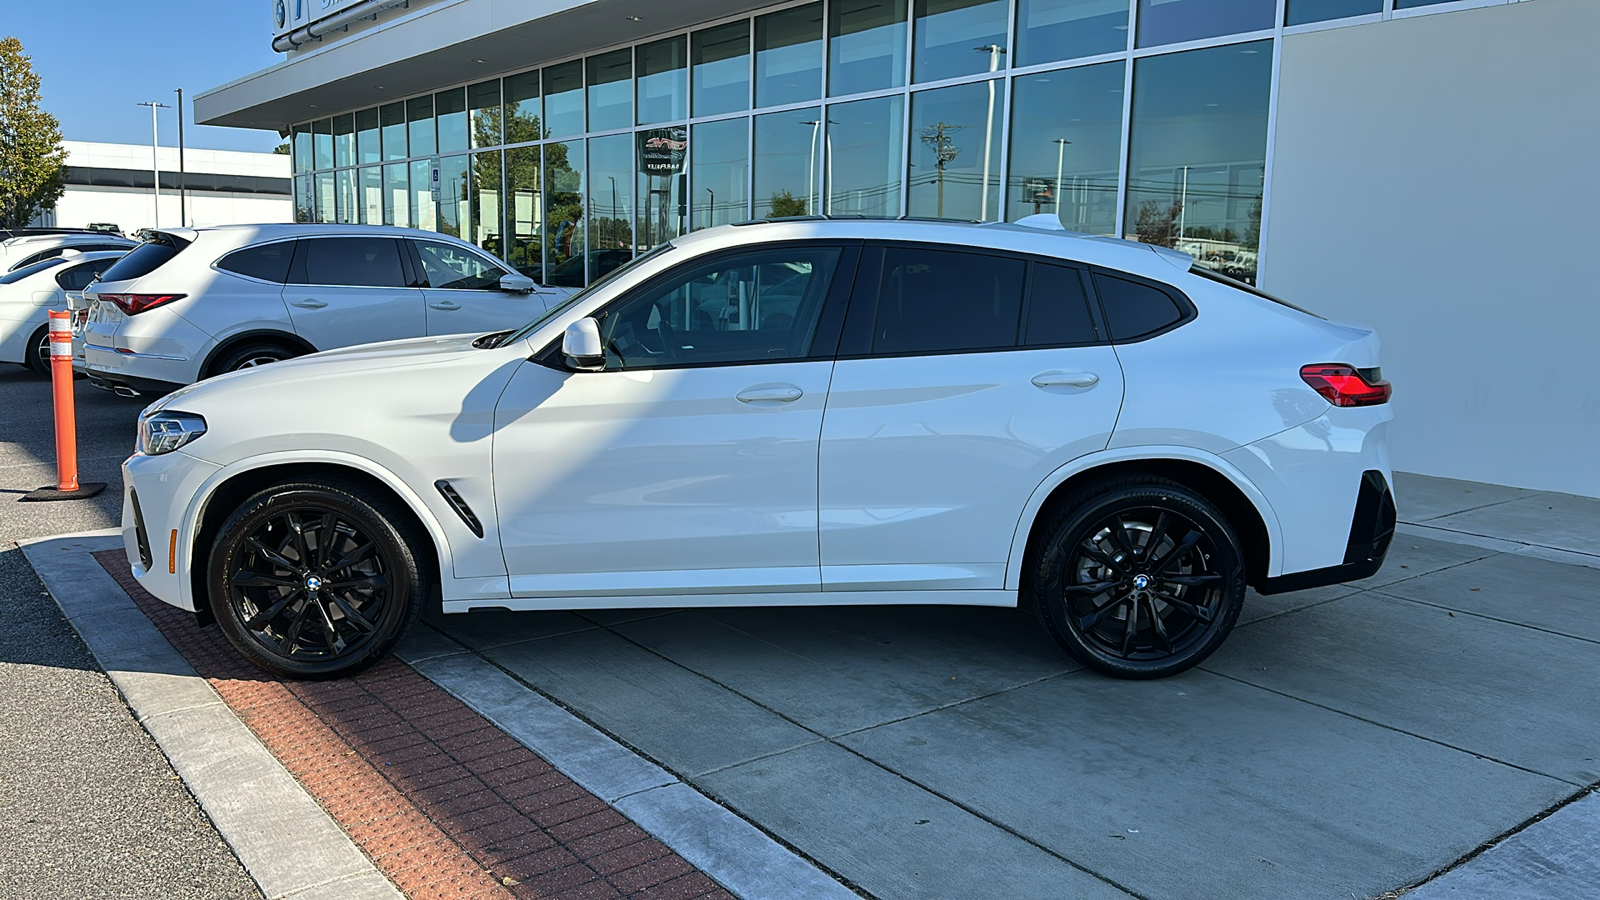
[871,247,1025,354]
[414,241,505,290]
[597,245,841,369]
[297,238,408,288]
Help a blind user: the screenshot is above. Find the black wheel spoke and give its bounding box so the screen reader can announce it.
[313,599,347,654]
[285,513,311,568]
[1077,595,1127,632]
[1146,596,1173,654]
[1078,544,1126,577]
[1153,589,1214,623]
[231,570,296,589]
[245,537,297,572]
[1162,573,1222,588]
[327,541,375,572]
[326,573,389,591]
[243,589,301,630]
[1148,510,1171,551]
[1062,579,1118,598]
[1151,530,1203,575]
[1107,516,1138,561]
[312,512,338,569]
[1118,597,1138,656]
[328,592,377,634]
[278,597,315,652]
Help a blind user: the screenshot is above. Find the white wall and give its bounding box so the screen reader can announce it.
[44,140,292,234]
[1262,0,1600,498]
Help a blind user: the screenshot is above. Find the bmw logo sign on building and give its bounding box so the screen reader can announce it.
[274,0,287,30]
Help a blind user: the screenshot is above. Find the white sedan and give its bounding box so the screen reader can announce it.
[0,250,126,374]
[121,217,1396,680]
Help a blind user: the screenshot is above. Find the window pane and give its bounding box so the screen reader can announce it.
[359,165,382,224]
[410,159,437,231]
[407,96,436,157]
[1125,41,1271,284]
[381,103,407,161]
[544,140,585,287]
[469,80,503,148]
[692,21,750,117]
[333,114,355,168]
[599,246,841,368]
[637,37,688,125]
[292,124,312,173]
[1395,0,1454,8]
[1137,0,1274,48]
[335,168,357,223]
[384,163,409,227]
[437,154,470,238]
[294,175,312,223]
[588,133,635,276]
[873,248,1024,353]
[1094,273,1183,340]
[471,150,503,255]
[1015,0,1127,67]
[1025,263,1097,345]
[637,127,687,249]
[315,171,335,222]
[313,118,334,170]
[543,61,585,137]
[506,146,543,279]
[913,0,1008,84]
[415,240,505,289]
[829,0,908,97]
[437,88,469,153]
[826,95,904,218]
[1286,0,1382,25]
[907,80,1003,220]
[1007,60,1123,233]
[218,242,294,283]
[588,50,633,132]
[755,4,823,108]
[692,118,749,230]
[356,109,381,165]
[302,238,407,287]
[754,107,821,218]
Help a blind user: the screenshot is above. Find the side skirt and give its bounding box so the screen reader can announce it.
[444,589,1018,614]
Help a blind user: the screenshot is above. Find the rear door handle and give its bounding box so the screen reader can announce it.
[736,386,804,403]
[1031,371,1099,388]
[290,299,328,309]
[428,301,461,311]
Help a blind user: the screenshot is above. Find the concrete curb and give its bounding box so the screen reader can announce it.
[1397,522,1600,571]
[20,532,401,900]
[1404,791,1600,899]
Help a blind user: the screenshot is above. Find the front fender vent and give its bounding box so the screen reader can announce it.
[434,480,484,539]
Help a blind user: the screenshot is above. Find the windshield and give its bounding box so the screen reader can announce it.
[0,257,67,285]
[499,242,675,346]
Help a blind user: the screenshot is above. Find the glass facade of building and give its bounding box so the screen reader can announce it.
[287,0,1425,286]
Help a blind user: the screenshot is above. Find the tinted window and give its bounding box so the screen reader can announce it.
[55,262,109,293]
[1025,264,1098,346]
[1094,272,1185,341]
[872,248,1025,354]
[299,238,407,288]
[414,241,505,290]
[0,258,65,285]
[217,242,294,283]
[97,235,190,283]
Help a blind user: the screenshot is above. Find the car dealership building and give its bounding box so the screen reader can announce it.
[197,0,1596,497]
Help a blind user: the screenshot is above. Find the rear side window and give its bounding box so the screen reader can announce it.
[1025,264,1098,346]
[98,235,190,283]
[296,237,407,288]
[55,262,108,292]
[872,248,1026,354]
[0,257,66,285]
[1093,273,1186,341]
[217,242,294,283]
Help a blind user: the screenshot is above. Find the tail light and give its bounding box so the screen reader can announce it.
[1301,364,1391,407]
[100,293,186,315]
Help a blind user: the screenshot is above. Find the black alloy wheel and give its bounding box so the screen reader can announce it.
[1029,475,1245,679]
[209,479,428,679]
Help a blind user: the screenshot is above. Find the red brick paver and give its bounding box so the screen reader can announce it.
[95,551,734,900]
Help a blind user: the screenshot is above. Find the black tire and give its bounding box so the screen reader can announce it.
[211,341,299,375]
[207,478,428,679]
[1026,474,1246,679]
[25,324,51,376]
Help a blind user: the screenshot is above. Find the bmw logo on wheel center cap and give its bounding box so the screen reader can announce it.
[305,575,323,591]
[1132,574,1151,590]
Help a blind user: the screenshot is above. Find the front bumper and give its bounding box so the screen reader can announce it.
[122,451,224,611]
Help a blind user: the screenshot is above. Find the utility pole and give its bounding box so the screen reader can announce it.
[174,88,187,226]
[136,101,171,230]
[918,122,964,219]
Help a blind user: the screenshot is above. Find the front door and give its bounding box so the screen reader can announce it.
[283,236,426,349]
[491,243,856,600]
[411,238,553,336]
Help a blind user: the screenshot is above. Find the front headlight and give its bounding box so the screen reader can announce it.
[138,411,207,455]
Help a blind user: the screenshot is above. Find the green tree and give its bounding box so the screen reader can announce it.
[1134,199,1181,249]
[0,36,68,228]
[272,141,290,155]
[766,189,808,219]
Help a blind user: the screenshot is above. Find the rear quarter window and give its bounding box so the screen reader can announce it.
[217,241,295,283]
[1093,272,1188,342]
[0,258,66,285]
[98,235,191,283]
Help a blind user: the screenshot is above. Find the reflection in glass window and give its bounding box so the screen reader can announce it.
[469,80,502,149]
[1125,41,1272,284]
[292,125,311,173]
[436,88,469,154]
[827,95,904,218]
[437,155,471,238]
[873,247,1025,353]
[333,114,355,168]
[692,21,750,117]
[471,150,503,255]
[1137,0,1274,48]
[1286,0,1381,24]
[410,159,438,231]
[589,134,635,275]
[756,4,823,108]
[359,165,381,224]
[380,103,407,162]
[313,119,334,170]
[829,0,907,97]
[407,96,436,158]
[755,107,822,219]
[1015,0,1127,66]
[1007,61,1123,233]
[908,81,1003,220]
[356,109,380,165]
[335,168,357,223]
[415,241,505,289]
[637,37,688,125]
[294,175,312,223]
[588,50,633,132]
[637,127,687,249]
[315,171,336,223]
[913,0,1008,84]
[504,71,542,144]
[544,140,586,287]
[692,117,749,230]
[383,163,409,227]
[1394,0,1455,8]
[506,146,543,279]
[543,62,585,137]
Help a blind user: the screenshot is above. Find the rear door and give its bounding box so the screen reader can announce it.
[283,236,425,349]
[409,238,549,336]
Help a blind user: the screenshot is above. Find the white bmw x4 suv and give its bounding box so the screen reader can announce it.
[121,217,1395,680]
[81,224,572,397]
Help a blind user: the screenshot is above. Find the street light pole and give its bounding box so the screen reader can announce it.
[174,88,187,226]
[705,187,714,229]
[1053,138,1071,217]
[802,120,821,215]
[975,44,1004,221]
[136,101,171,230]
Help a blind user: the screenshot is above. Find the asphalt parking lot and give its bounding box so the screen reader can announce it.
[3,363,1598,899]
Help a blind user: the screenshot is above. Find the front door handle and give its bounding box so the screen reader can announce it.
[290,299,328,309]
[736,386,804,403]
[1032,371,1099,388]
[429,300,462,311]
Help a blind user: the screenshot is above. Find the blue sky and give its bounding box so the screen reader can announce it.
[5,2,284,152]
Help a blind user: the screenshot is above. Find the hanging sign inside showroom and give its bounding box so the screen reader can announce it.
[638,127,688,176]
[429,156,442,201]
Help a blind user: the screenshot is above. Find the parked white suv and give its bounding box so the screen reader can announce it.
[0,250,126,374]
[81,224,575,396]
[1,232,136,273]
[121,217,1396,680]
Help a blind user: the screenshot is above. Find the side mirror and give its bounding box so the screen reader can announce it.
[499,272,537,294]
[562,318,604,372]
